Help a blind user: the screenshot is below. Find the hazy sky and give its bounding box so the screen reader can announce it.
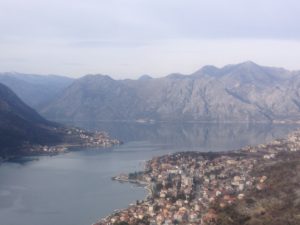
[0,0,300,78]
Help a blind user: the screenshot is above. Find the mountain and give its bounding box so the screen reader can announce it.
[40,61,300,122]
[0,82,120,158]
[0,72,74,108]
[138,74,153,81]
[41,74,141,121]
[0,82,66,156]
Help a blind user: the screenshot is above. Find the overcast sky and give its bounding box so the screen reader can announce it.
[0,0,300,78]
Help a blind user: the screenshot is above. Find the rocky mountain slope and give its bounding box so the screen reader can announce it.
[0,83,119,158]
[40,61,300,122]
[0,72,74,108]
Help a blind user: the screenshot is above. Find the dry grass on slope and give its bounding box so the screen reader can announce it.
[215,152,300,225]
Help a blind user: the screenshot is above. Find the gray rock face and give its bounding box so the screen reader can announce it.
[40,62,300,122]
[0,72,74,108]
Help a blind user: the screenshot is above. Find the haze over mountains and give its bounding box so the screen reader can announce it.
[2,61,300,123]
[0,72,74,108]
[0,83,65,156]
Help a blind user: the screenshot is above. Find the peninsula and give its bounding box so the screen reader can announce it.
[20,127,121,156]
[95,131,300,225]
[0,82,121,160]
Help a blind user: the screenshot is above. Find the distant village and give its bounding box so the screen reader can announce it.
[95,130,300,225]
[23,127,121,155]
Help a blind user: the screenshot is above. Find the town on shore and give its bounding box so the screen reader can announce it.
[94,130,300,225]
[22,127,121,155]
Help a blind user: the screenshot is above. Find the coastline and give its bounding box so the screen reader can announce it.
[0,128,122,163]
[94,130,300,225]
[112,176,152,201]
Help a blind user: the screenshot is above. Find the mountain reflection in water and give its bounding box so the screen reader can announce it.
[67,121,299,151]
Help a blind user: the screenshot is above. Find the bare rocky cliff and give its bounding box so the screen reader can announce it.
[40,61,300,122]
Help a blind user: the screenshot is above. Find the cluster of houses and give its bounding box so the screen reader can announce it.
[96,130,300,225]
[75,130,121,147]
[28,144,67,154]
[26,128,121,155]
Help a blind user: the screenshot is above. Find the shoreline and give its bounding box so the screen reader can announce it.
[0,142,120,164]
[95,130,300,225]
[112,176,152,201]
[0,129,122,163]
[47,119,300,125]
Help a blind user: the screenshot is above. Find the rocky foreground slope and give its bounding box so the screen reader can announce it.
[95,131,300,225]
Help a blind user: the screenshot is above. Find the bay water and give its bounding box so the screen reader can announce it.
[0,122,297,225]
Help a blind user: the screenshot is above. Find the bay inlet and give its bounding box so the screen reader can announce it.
[0,122,298,225]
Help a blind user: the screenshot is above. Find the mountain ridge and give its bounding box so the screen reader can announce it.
[0,72,74,109]
[37,62,300,122]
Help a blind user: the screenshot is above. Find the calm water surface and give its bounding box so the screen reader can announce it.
[0,122,298,225]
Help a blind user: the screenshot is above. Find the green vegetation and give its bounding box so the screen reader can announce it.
[128,171,144,180]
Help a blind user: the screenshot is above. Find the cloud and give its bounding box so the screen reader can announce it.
[1,0,299,40]
[1,38,300,78]
[0,0,299,77]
